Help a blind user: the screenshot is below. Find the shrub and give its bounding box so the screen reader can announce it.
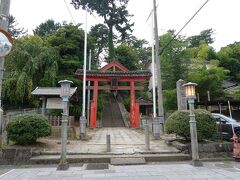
[165,109,217,141]
[6,114,51,145]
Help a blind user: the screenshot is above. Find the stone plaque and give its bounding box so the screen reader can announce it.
[176,79,187,110]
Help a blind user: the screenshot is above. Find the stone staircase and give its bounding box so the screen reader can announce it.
[102,92,125,127]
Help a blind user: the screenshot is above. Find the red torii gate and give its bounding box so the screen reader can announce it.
[75,60,151,128]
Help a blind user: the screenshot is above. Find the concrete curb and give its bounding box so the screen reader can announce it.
[30,153,191,164]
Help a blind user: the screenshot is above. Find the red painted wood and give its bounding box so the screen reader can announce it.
[77,76,150,82]
[85,86,144,91]
[77,61,150,129]
[90,80,98,128]
[100,60,129,72]
[130,81,135,128]
[90,101,96,128]
[134,102,140,128]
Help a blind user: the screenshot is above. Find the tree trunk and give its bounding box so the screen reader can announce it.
[108,25,115,61]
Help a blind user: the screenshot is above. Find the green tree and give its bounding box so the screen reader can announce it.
[188,66,229,101]
[115,44,139,70]
[45,23,94,85]
[217,42,240,81]
[71,0,133,60]
[45,23,95,117]
[232,87,240,100]
[163,89,177,112]
[123,35,151,66]
[188,28,215,48]
[33,19,61,36]
[160,30,190,89]
[3,35,59,105]
[8,15,27,38]
[89,23,109,65]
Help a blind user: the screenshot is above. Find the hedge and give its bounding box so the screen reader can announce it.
[6,114,51,145]
[165,109,217,141]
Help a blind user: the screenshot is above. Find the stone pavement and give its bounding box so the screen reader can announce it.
[37,127,179,154]
[0,161,240,180]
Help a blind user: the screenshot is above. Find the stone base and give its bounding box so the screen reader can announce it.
[191,160,203,167]
[57,161,69,170]
[153,133,160,140]
[234,157,240,162]
[80,133,86,140]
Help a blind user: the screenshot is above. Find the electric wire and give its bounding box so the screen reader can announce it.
[160,0,210,54]
[146,4,159,22]
[64,0,76,25]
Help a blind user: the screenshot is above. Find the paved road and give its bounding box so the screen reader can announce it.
[0,161,240,180]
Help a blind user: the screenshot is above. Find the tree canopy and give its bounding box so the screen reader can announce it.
[188,28,215,48]
[3,35,59,105]
[71,0,133,60]
[8,15,27,38]
[3,13,240,113]
[33,19,61,36]
[3,22,94,108]
[89,23,109,65]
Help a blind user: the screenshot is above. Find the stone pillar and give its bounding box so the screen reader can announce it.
[188,99,202,167]
[176,79,187,110]
[41,97,46,115]
[57,98,69,170]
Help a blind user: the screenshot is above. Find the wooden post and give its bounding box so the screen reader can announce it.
[130,81,136,128]
[90,80,98,128]
[90,102,95,128]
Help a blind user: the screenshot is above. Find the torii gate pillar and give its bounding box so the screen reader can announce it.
[130,81,140,128]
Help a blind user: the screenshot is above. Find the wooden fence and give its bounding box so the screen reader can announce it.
[1,113,75,144]
[48,116,75,127]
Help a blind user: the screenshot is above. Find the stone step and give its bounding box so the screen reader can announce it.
[30,153,191,164]
[111,157,146,165]
[35,148,181,156]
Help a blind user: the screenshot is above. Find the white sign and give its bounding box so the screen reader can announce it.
[46,98,63,109]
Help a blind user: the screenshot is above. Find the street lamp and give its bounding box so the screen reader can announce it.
[183,82,203,167]
[57,80,73,170]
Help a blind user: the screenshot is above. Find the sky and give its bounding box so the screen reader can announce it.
[9,0,240,51]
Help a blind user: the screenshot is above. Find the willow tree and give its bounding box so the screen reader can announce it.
[71,0,133,60]
[3,36,59,105]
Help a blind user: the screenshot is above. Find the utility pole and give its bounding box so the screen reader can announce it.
[87,49,91,126]
[0,0,11,147]
[80,10,87,139]
[153,0,164,136]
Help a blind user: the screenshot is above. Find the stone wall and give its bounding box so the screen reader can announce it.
[116,95,130,127]
[170,140,233,158]
[0,148,33,164]
[50,127,76,140]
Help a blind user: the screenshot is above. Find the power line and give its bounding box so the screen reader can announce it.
[64,0,76,25]
[146,4,159,22]
[160,0,210,54]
